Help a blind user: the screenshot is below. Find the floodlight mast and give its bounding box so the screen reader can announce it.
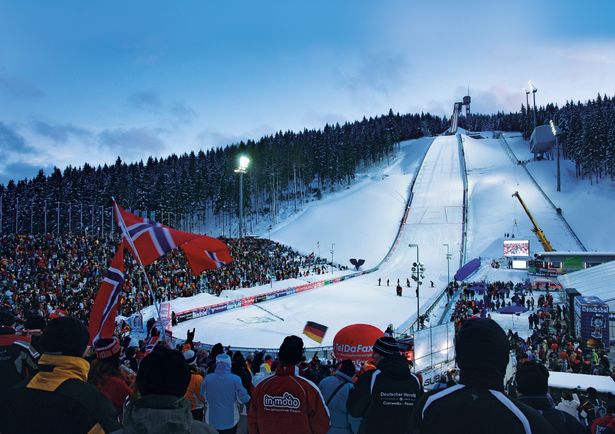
[550,120,561,192]
[234,155,250,238]
[529,81,538,129]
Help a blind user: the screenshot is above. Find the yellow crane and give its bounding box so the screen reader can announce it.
[512,191,554,252]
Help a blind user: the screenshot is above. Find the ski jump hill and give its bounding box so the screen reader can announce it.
[139,131,601,351]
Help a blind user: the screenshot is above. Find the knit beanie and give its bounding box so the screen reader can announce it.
[0,310,15,327]
[94,338,121,360]
[278,335,304,365]
[210,343,224,358]
[40,316,89,357]
[455,318,509,376]
[338,359,356,378]
[137,347,191,397]
[24,314,46,331]
[373,336,400,357]
[216,353,232,367]
[515,361,549,395]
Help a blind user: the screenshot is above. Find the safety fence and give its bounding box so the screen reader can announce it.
[457,134,469,268]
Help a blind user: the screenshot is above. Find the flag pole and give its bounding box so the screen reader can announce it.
[112,198,167,345]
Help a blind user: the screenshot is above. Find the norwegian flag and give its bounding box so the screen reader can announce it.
[144,334,159,354]
[88,244,125,344]
[114,201,233,274]
[180,236,234,275]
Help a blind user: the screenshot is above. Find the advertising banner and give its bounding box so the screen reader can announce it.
[574,296,609,349]
[159,302,173,336]
[503,240,530,257]
[333,324,383,361]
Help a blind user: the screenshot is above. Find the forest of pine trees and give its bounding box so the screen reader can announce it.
[1,94,613,237]
[0,110,446,236]
[460,93,615,183]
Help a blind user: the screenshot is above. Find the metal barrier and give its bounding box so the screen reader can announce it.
[457,134,469,268]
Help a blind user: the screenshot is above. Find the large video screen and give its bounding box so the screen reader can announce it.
[503,239,530,257]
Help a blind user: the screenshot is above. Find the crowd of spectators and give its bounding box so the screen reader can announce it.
[448,280,613,381]
[0,233,337,325]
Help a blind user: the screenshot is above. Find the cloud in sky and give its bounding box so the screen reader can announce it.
[98,127,166,156]
[127,91,163,110]
[1,1,615,183]
[0,122,30,154]
[31,120,91,142]
[0,73,45,100]
[339,52,411,97]
[126,91,195,125]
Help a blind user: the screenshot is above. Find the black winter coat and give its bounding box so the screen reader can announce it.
[412,383,558,434]
[517,395,589,434]
[347,355,423,434]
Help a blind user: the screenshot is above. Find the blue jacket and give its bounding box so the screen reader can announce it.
[319,372,360,434]
[203,354,250,430]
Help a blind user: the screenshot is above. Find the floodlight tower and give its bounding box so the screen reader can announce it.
[529,80,538,129]
[234,155,250,238]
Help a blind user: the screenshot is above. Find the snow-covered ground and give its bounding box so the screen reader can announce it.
[165,132,615,350]
[271,137,433,268]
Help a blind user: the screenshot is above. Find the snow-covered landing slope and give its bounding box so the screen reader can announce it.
[271,137,433,268]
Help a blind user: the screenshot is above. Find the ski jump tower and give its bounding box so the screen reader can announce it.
[448,92,471,135]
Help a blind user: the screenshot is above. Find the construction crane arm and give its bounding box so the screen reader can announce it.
[512,191,554,252]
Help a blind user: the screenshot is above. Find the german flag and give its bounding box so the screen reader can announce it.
[303,321,328,344]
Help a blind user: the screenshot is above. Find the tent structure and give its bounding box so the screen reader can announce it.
[548,371,615,394]
[558,260,615,304]
[497,305,528,314]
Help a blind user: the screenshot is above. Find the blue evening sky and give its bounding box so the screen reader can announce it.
[1,0,614,183]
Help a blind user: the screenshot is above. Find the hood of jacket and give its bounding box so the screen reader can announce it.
[376,354,413,378]
[27,353,90,392]
[518,394,555,412]
[123,394,194,434]
[215,354,232,375]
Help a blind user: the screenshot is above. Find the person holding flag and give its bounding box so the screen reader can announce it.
[88,200,234,351]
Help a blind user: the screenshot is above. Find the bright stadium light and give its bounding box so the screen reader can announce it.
[234,155,251,238]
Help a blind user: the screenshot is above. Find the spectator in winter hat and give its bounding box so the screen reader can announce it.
[24,312,46,354]
[348,336,423,434]
[0,309,39,402]
[412,318,557,434]
[515,361,587,434]
[206,342,224,374]
[0,316,120,434]
[183,349,206,421]
[88,337,133,414]
[319,359,360,434]
[249,335,330,434]
[122,346,211,434]
[203,353,250,433]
